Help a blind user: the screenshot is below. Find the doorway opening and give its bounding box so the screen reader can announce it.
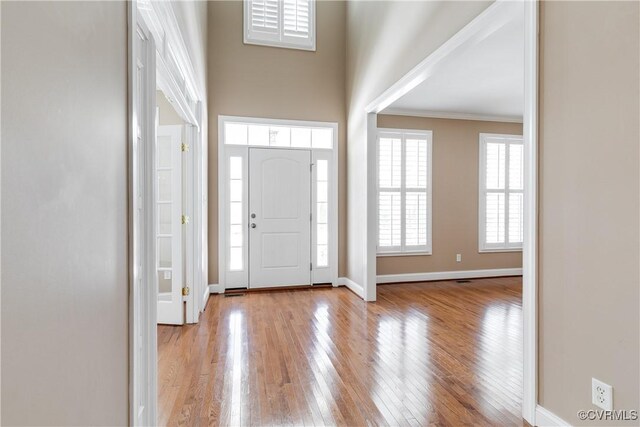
[129,2,208,425]
[218,116,338,291]
[155,91,193,324]
[362,0,538,423]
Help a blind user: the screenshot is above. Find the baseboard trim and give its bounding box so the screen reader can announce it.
[377,268,522,284]
[337,277,364,298]
[209,284,224,294]
[535,405,571,426]
[202,286,210,309]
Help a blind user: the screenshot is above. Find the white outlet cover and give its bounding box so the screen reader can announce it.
[592,378,613,410]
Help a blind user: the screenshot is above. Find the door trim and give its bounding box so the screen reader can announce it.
[128,6,156,425]
[218,115,339,292]
[129,1,207,424]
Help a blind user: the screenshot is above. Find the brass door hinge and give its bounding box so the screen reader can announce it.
[181,143,190,152]
[181,215,190,225]
[182,286,190,296]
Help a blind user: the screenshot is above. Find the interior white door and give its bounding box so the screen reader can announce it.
[249,148,311,288]
[156,125,184,324]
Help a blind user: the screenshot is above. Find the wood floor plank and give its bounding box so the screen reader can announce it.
[159,277,525,426]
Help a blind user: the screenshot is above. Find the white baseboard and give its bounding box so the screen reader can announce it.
[377,268,522,284]
[535,405,571,426]
[208,283,224,294]
[202,286,209,307]
[337,277,364,298]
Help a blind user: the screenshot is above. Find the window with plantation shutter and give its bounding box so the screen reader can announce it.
[377,129,432,255]
[244,0,316,51]
[479,133,524,252]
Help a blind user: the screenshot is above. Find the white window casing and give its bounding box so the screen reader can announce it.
[377,129,433,255]
[244,0,316,51]
[478,133,524,252]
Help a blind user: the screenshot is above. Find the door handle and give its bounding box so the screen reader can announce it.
[250,223,257,229]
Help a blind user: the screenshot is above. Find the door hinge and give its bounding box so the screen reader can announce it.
[181,143,190,152]
[310,163,313,172]
[181,215,190,225]
[310,212,312,221]
[182,286,190,296]
[310,263,313,271]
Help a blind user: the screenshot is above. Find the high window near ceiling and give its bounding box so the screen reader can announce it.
[244,0,316,51]
[377,129,433,255]
[478,133,524,252]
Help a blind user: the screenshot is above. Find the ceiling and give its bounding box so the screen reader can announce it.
[382,4,524,122]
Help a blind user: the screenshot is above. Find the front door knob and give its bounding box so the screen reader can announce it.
[250,223,257,229]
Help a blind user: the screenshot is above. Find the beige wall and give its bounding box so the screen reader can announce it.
[1,1,128,424]
[346,1,492,287]
[207,0,347,283]
[539,1,640,424]
[376,115,522,276]
[157,90,185,126]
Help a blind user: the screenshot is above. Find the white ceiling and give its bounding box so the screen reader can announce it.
[382,4,524,122]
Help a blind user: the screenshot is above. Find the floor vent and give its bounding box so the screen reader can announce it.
[224,293,245,297]
[456,280,472,284]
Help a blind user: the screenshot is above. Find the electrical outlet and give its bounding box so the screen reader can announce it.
[456,254,462,262]
[592,378,613,410]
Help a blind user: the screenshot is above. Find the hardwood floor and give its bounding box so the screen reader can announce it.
[158,277,524,426]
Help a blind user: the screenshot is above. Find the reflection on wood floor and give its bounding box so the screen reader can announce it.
[158,276,524,426]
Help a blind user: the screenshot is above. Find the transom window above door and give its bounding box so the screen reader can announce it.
[224,120,332,149]
[377,129,433,255]
[244,0,316,51]
[478,133,524,252]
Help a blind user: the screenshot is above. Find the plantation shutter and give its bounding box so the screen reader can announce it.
[405,138,429,248]
[378,131,432,254]
[248,0,279,34]
[479,134,524,251]
[245,0,315,50]
[283,0,310,38]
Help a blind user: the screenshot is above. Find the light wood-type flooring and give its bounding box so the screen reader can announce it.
[158,277,525,426]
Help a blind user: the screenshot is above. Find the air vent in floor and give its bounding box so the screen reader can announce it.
[456,280,472,284]
[224,293,245,297]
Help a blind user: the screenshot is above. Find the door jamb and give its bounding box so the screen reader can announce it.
[129,0,207,425]
[128,4,157,425]
[361,0,538,424]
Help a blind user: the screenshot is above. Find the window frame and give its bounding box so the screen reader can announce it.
[243,0,317,52]
[376,128,433,256]
[478,133,524,253]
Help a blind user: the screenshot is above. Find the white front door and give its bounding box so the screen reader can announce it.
[156,125,184,324]
[249,148,311,288]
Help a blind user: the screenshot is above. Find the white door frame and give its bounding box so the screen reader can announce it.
[129,0,207,425]
[218,115,339,292]
[128,7,156,425]
[362,0,538,424]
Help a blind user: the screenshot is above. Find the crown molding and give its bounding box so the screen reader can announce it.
[381,107,523,124]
